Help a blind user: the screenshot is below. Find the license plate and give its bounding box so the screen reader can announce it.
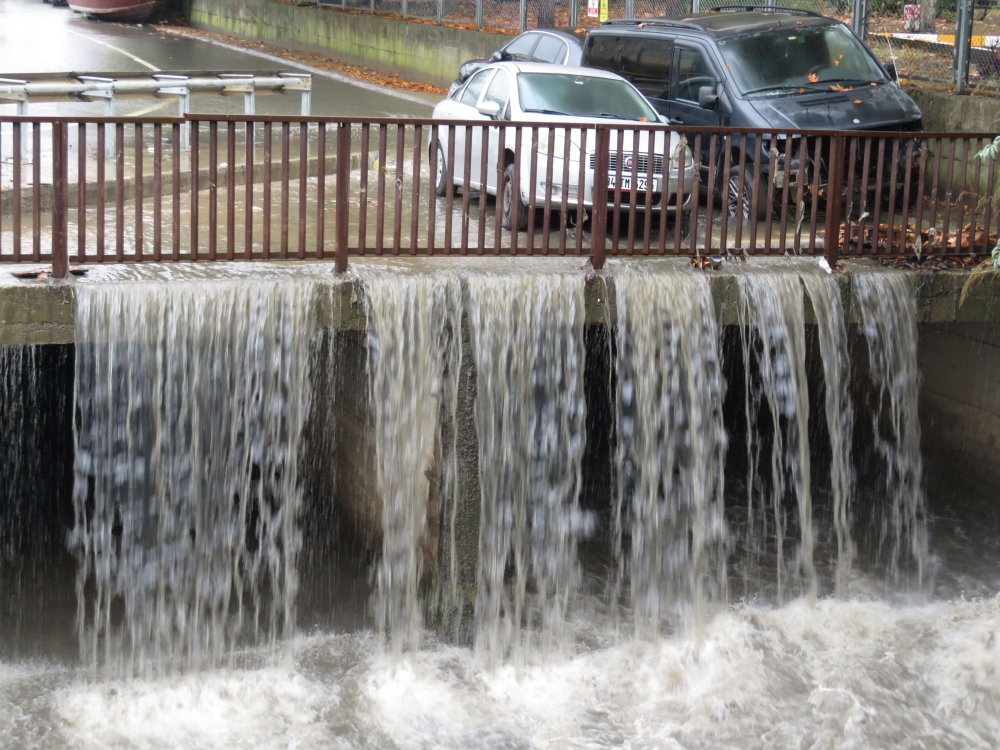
[608,175,659,192]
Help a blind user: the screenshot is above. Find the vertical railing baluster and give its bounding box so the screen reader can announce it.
[32,123,41,261]
[227,120,236,260]
[298,121,307,259]
[263,121,272,258]
[115,122,124,261]
[244,119,255,258]
[335,123,351,274]
[209,120,218,260]
[153,122,163,260]
[591,126,610,271]
[686,133,702,256]
[478,121,489,254]
[190,121,199,260]
[135,123,144,261]
[51,121,68,279]
[77,122,87,263]
[493,127,506,254]
[280,121,290,258]
[823,133,845,269]
[172,122,181,260]
[808,137,823,252]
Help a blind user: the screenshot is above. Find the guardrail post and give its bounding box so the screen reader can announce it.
[823,133,845,269]
[335,122,351,274]
[954,0,974,94]
[591,126,610,272]
[51,121,69,280]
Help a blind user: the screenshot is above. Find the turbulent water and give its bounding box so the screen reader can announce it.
[1,260,998,748]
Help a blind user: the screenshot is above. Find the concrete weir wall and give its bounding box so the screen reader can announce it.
[181,0,510,89]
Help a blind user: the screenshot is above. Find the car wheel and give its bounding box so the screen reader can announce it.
[434,143,450,198]
[501,163,529,231]
[727,165,767,221]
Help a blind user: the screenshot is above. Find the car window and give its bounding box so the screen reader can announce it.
[533,35,567,64]
[675,46,717,102]
[503,33,539,61]
[482,69,511,113]
[717,24,886,96]
[460,68,494,106]
[586,35,673,99]
[516,72,658,121]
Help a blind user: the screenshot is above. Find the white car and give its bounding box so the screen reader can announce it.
[431,62,694,232]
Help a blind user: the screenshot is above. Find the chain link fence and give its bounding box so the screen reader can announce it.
[318,0,999,95]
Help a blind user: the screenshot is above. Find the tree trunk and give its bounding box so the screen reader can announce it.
[919,0,936,33]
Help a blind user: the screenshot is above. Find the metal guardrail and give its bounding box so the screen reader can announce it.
[1,115,997,277]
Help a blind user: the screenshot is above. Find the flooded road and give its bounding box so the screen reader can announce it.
[0,0,436,118]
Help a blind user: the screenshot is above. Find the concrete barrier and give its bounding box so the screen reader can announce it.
[181,0,511,89]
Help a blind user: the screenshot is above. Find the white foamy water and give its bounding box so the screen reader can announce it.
[2,592,998,749]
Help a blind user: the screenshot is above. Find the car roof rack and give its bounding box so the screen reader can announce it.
[709,5,826,17]
[600,17,705,31]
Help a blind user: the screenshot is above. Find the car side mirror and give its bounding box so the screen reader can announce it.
[658,114,671,124]
[884,61,898,81]
[698,85,720,108]
[477,101,502,119]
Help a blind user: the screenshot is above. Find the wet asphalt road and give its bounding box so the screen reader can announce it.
[0,0,437,118]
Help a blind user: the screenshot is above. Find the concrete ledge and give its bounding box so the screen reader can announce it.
[2,259,998,346]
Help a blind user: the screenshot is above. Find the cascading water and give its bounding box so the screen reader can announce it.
[464,270,590,664]
[735,271,818,602]
[853,272,928,586]
[609,263,728,638]
[2,261,995,750]
[362,269,463,654]
[70,276,315,676]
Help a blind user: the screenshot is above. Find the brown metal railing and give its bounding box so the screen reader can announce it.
[1,115,997,277]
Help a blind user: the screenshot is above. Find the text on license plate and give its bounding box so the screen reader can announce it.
[608,175,659,191]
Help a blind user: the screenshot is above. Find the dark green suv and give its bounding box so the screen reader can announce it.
[582,7,923,216]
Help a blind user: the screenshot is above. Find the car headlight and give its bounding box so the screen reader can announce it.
[670,138,694,172]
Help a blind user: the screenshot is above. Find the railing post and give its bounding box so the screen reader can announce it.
[954,0,974,94]
[823,133,845,269]
[591,126,610,272]
[335,122,351,274]
[51,121,69,280]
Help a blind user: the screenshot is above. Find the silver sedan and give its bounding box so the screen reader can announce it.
[431,62,695,232]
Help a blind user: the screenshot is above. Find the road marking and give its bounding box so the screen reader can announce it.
[64,27,161,71]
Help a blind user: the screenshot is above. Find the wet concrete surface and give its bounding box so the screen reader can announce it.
[0,0,436,118]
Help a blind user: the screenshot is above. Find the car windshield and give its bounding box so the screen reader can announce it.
[516,72,657,121]
[718,24,887,97]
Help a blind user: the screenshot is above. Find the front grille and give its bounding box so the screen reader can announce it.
[590,152,664,174]
[605,191,662,207]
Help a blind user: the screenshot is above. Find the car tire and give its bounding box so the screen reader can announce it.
[727,165,767,221]
[501,163,529,231]
[434,143,450,198]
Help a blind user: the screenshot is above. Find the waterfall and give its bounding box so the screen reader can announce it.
[735,272,817,602]
[610,264,728,638]
[801,274,856,596]
[70,278,315,677]
[465,270,589,665]
[363,270,463,654]
[853,273,928,586]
